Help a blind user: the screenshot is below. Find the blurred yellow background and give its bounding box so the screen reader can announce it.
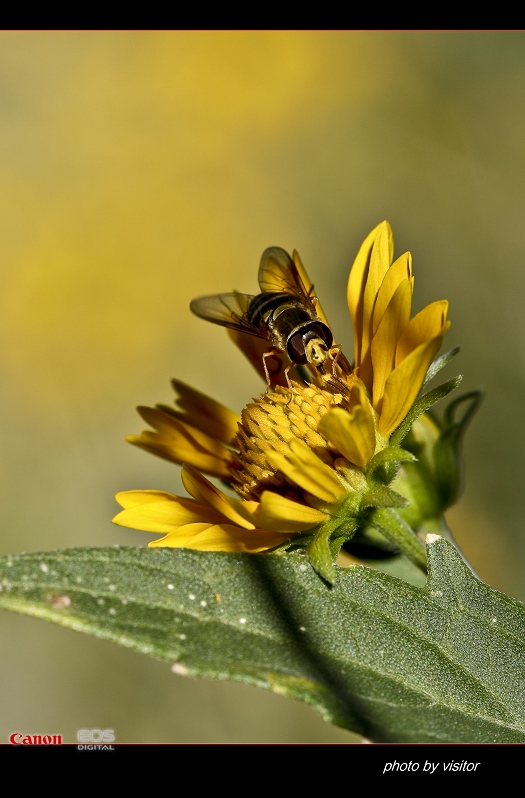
[1,30,525,743]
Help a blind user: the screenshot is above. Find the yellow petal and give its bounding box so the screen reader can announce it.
[148,522,292,553]
[379,330,450,436]
[358,222,394,366]
[347,221,390,365]
[363,222,394,338]
[255,492,326,532]
[128,408,234,479]
[372,251,413,335]
[370,279,413,407]
[318,404,376,470]
[266,439,346,503]
[169,380,241,445]
[112,491,223,532]
[115,489,171,509]
[181,464,256,529]
[396,300,449,365]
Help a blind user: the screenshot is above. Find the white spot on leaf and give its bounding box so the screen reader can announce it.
[46,594,71,609]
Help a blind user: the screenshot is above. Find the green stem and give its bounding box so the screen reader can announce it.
[369,507,427,572]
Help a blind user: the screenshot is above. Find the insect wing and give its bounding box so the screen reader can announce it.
[258,247,310,298]
[258,246,331,328]
[190,292,261,337]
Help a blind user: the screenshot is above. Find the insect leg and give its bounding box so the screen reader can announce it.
[328,344,353,379]
[282,364,298,404]
[328,343,342,374]
[262,349,283,389]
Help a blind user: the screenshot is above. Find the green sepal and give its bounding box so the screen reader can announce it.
[433,389,485,508]
[307,514,362,585]
[421,346,461,389]
[367,446,416,477]
[390,375,463,447]
[307,524,337,585]
[329,518,361,557]
[395,388,485,531]
[361,484,409,510]
[366,446,417,486]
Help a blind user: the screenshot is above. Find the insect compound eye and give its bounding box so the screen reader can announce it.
[287,331,309,364]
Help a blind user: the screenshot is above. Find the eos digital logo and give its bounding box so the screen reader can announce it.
[77,729,115,750]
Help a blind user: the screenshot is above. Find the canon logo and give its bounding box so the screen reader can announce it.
[9,733,62,745]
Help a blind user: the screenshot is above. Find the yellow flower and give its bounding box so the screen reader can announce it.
[114,381,374,555]
[114,222,452,579]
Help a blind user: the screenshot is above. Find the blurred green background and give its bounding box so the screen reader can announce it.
[1,30,525,744]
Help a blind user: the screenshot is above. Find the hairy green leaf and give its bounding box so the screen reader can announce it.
[0,538,524,743]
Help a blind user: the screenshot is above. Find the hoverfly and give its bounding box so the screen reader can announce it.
[190,246,352,389]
